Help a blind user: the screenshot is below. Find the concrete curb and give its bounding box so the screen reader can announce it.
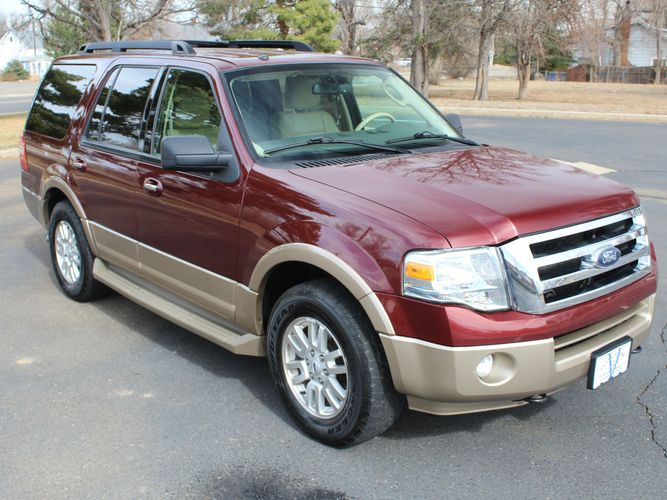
[439,106,667,123]
[0,148,18,159]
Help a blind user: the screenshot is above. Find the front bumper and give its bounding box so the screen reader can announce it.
[380,294,655,415]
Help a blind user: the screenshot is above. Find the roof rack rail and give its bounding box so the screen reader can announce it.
[77,39,315,55]
[77,40,197,55]
[225,40,315,52]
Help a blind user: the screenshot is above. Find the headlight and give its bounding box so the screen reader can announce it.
[402,247,510,311]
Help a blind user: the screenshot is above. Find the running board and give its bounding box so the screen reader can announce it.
[93,259,266,356]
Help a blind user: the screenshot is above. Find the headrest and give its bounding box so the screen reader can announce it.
[285,76,321,110]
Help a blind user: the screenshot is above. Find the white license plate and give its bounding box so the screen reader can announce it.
[587,336,633,390]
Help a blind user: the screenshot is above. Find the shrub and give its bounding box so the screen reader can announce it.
[2,59,28,81]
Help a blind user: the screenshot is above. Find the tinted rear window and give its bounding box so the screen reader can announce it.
[87,66,158,151]
[26,64,96,139]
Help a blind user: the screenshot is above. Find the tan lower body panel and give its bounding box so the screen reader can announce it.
[93,259,265,356]
[381,295,655,415]
[88,222,244,324]
[22,186,45,226]
[137,242,237,322]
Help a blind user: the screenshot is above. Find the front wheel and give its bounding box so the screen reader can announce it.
[267,279,404,446]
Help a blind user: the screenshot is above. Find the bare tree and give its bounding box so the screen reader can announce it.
[511,0,578,99]
[0,15,8,38]
[473,0,517,100]
[334,0,365,55]
[21,0,194,42]
[651,0,666,83]
[410,0,429,94]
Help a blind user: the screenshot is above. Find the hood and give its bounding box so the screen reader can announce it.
[290,147,639,247]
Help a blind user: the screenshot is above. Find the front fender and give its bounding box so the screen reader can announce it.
[247,220,396,335]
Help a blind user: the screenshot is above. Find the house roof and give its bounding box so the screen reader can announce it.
[0,29,44,50]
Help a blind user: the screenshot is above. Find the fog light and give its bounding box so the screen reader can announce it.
[476,354,494,379]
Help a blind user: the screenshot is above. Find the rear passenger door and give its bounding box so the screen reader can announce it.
[23,64,96,206]
[134,66,245,321]
[72,65,160,269]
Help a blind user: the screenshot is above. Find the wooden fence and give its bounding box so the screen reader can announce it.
[567,64,667,84]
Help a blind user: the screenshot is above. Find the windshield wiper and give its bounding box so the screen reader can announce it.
[263,136,409,156]
[386,131,479,147]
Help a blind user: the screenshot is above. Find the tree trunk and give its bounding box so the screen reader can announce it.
[347,23,358,55]
[93,0,113,41]
[276,0,289,38]
[336,0,358,55]
[410,0,429,95]
[655,0,664,84]
[517,55,531,99]
[474,32,493,100]
[428,57,443,86]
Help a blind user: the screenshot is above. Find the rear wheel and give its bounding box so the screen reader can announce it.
[267,278,404,446]
[48,201,107,302]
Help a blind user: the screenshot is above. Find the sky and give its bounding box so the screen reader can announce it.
[1,0,26,17]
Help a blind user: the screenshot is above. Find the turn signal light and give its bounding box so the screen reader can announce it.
[404,261,434,281]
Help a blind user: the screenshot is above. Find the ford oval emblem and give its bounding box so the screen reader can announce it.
[593,246,621,268]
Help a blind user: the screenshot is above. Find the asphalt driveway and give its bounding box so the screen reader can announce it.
[1,116,665,498]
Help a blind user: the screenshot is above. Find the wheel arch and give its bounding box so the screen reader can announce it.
[41,177,87,223]
[249,243,395,337]
[41,178,96,252]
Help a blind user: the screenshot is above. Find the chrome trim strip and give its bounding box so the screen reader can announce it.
[533,227,646,267]
[539,244,649,291]
[536,266,651,314]
[517,208,641,245]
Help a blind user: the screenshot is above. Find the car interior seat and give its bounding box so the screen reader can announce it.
[272,76,339,139]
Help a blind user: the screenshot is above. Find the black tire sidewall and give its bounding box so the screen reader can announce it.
[268,285,372,445]
[48,202,92,299]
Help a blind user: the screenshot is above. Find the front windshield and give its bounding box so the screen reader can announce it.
[225,64,460,160]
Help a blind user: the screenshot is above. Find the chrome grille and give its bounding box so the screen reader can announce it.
[500,208,651,314]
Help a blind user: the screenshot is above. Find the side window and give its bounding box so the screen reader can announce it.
[153,69,221,155]
[87,66,158,151]
[25,64,96,139]
[86,67,119,141]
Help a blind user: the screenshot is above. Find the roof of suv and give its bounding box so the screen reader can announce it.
[58,40,380,70]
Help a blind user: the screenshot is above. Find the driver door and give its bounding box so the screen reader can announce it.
[134,66,245,321]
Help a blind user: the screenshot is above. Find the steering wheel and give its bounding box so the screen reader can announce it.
[354,112,397,131]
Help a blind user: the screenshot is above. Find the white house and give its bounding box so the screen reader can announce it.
[0,31,52,78]
[601,15,667,67]
[626,17,667,66]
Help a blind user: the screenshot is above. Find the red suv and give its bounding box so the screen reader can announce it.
[20,40,657,446]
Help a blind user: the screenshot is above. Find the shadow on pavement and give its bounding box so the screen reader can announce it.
[22,226,556,444]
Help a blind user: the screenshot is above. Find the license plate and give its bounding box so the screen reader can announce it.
[587,336,633,390]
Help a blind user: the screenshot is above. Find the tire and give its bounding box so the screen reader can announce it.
[267,278,404,446]
[48,201,108,302]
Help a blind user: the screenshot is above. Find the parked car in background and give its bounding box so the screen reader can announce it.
[20,39,657,446]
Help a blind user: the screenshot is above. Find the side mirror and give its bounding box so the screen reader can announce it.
[445,113,463,135]
[161,135,232,172]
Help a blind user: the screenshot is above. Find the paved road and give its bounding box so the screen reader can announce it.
[1,117,666,498]
[0,81,37,115]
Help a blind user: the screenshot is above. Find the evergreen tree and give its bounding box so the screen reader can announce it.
[200,0,339,53]
[2,59,29,81]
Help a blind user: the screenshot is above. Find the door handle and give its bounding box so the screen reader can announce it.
[71,157,87,172]
[143,177,163,196]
